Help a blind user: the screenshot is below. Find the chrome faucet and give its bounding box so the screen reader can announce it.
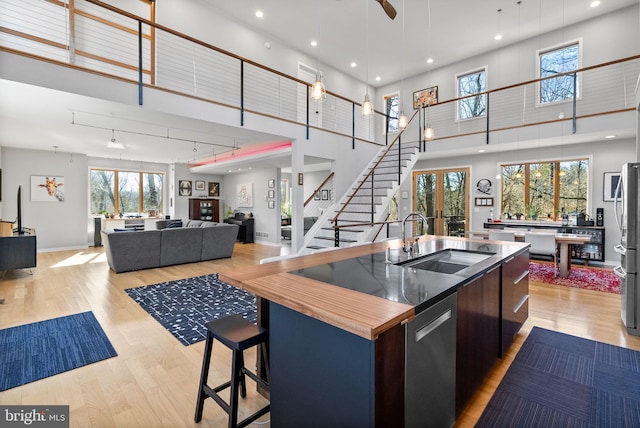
[401,212,429,254]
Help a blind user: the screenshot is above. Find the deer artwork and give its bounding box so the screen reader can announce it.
[37,176,65,202]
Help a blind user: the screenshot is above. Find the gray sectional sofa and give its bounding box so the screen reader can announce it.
[101,220,239,273]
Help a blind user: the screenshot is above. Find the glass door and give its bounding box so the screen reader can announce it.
[413,168,469,236]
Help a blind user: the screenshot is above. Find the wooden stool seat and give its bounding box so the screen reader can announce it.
[194,314,270,428]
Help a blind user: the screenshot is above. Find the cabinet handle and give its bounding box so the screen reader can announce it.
[487,265,500,275]
[504,256,515,264]
[415,309,452,343]
[513,294,529,314]
[514,270,529,285]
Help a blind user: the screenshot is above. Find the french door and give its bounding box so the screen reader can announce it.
[413,168,470,237]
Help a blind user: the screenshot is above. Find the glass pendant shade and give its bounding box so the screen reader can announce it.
[398,111,408,129]
[361,93,374,117]
[423,126,434,140]
[310,71,326,102]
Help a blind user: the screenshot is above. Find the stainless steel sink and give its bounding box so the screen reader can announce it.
[400,249,494,274]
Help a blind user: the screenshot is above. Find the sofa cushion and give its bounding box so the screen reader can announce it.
[101,230,162,273]
[201,224,238,260]
[160,227,203,266]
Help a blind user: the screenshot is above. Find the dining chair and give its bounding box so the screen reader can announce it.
[524,232,558,277]
[488,230,516,242]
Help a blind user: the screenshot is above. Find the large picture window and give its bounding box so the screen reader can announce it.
[501,159,588,220]
[91,169,164,216]
[456,68,486,120]
[538,41,580,104]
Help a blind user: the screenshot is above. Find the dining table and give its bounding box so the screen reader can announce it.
[469,230,592,278]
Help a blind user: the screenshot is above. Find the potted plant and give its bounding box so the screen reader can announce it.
[526,205,539,221]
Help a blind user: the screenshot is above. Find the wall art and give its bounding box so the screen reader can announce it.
[31,175,65,202]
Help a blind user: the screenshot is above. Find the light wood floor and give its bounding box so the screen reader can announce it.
[1,244,639,428]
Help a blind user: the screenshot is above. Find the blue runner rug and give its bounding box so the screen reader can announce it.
[477,326,640,427]
[124,273,256,346]
[0,311,117,391]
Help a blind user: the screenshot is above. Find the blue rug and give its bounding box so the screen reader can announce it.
[124,273,256,346]
[0,311,117,391]
[477,327,640,427]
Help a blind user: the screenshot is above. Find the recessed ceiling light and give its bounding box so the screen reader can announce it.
[255,10,264,18]
[494,34,503,41]
[350,62,357,68]
[605,135,616,139]
[375,76,381,81]
[310,40,317,47]
[478,149,485,153]
[426,58,434,64]
[590,1,600,8]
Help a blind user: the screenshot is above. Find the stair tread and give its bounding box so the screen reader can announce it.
[315,236,358,243]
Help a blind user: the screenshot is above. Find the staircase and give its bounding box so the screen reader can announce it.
[301,139,421,253]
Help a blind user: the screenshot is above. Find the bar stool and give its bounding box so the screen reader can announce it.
[194,314,270,428]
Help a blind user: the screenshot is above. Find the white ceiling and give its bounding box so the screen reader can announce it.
[0,0,636,174]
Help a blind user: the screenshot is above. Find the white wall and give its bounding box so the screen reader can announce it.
[1,147,89,251]
[377,4,640,139]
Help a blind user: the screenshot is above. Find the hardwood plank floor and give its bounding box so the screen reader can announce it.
[1,244,638,427]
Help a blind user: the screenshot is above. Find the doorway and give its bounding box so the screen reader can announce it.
[413,168,469,237]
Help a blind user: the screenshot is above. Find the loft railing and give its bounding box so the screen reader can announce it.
[1,0,638,161]
[0,0,382,149]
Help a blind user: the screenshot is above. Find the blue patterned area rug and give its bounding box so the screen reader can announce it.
[476,327,640,427]
[0,311,117,391]
[124,273,256,346]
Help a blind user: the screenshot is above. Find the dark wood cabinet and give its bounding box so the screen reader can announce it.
[456,265,501,415]
[0,231,37,271]
[501,249,530,356]
[188,198,219,222]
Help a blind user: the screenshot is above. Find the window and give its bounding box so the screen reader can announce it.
[457,68,486,120]
[538,41,580,104]
[500,158,588,220]
[90,168,164,216]
[384,93,400,134]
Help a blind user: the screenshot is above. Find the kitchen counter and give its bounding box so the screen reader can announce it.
[220,235,529,427]
[220,235,528,339]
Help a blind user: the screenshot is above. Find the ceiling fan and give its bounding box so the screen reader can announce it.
[374,0,397,20]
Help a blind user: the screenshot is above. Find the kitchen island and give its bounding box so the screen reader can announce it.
[220,235,529,427]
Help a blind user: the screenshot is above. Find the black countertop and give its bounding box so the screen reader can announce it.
[290,238,528,314]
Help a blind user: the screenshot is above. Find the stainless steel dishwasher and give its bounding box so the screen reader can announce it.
[405,292,457,428]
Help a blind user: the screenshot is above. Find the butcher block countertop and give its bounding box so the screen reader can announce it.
[220,235,528,341]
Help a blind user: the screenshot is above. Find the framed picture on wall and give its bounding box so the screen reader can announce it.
[179,180,192,196]
[268,179,275,188]
[413,86,438,109]
[603,172,621,201]
[31,175,65,202]
[208,182,220,197]
[268,200,275,209]
[268,189,275,199]
[195,180,205,191]
[321,189,329,200]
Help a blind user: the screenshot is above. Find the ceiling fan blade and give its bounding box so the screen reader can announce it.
[375,0,397,20]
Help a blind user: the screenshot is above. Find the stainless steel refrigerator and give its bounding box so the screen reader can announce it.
[614,162,640,336]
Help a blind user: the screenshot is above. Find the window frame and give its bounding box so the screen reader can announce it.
[499,156,591,219]
[536,39,583,107]
[383,91,400,135]
[455,66,488,122]
[89,167,165,216]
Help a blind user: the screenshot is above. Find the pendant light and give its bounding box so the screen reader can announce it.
[361,0,374,118]
[310,0,326,102]
[422,0,434,140]
[397,0,408,129]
